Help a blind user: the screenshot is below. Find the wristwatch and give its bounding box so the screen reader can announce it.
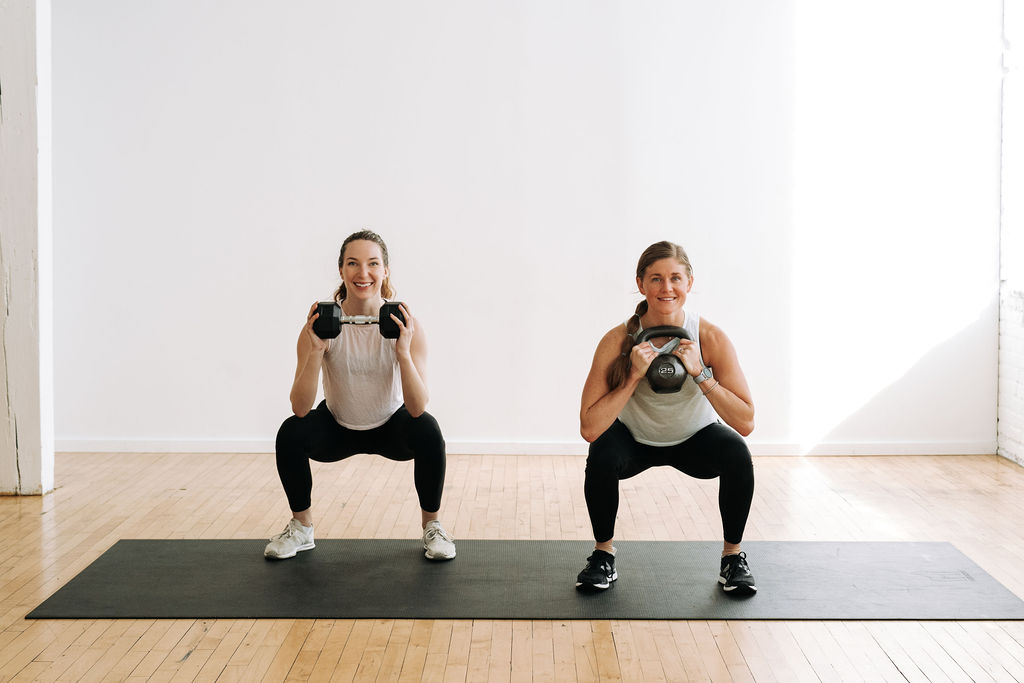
[693,366,713,384]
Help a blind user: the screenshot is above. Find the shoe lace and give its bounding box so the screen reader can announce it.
[726,551,749,576]
[425,524,452,544]
[271,521,303,542]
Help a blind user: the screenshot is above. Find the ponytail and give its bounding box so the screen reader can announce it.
[607,300,648,389]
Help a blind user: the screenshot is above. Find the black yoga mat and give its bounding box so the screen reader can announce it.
[26,539,1024,620]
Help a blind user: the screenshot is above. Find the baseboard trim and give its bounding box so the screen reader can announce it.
[55,439,997,457]
[750,441,997,456]
[56,440,276,454]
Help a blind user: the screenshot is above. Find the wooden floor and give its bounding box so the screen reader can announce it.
[2,452,1024,681]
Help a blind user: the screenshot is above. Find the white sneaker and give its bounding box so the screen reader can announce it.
[422,520,456,560]
[264,518,315,559]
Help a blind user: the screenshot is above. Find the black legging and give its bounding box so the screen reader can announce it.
[275,400,446,513]
[584,420,754,544]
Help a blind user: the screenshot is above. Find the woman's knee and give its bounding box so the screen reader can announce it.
[719,435,754,482]
[276,414,310,454]
[585,428,627,478]
[406,411,446,457]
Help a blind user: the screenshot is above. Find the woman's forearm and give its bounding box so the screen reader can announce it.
[289,351,324,417]
[580,375,643,442]
[397,353,429,417]
[702,381,754,436]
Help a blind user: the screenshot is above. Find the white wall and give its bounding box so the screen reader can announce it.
[1000,0,1024,465]
[52,1,1003,455]
[0,0,54,494]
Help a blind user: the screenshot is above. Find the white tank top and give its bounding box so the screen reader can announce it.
[322,323,404,430]
[618,310,719,446]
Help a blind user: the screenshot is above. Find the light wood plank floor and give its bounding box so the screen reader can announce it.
[2,452,1024,681]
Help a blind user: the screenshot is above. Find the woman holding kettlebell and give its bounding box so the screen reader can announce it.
[577,241,756,594]
[265,230,456,562]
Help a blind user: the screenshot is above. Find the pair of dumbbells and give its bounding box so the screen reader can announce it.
[312,301,406,339]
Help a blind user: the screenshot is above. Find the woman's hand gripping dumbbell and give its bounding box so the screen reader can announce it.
[311,301,407,339]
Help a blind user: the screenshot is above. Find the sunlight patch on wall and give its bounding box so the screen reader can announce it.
[790,0,1001,453]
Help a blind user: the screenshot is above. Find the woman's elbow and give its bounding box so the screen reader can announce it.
[406,398,428,418]
[736,414,755,437]
[290,394,312,418]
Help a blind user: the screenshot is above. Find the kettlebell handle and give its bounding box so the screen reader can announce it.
[633,326,691,346]
[633,326,691,394]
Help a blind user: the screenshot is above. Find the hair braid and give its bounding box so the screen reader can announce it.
[607,300,648,389]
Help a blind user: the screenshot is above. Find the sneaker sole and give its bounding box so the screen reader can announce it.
[424,548,456,561]
[575,581,609,592]
[575,571,618,591]
[721,582,757,595]
[264,541,315,560]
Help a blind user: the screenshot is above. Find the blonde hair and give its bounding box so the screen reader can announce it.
[333,230,396,302]
[606,241,693,389]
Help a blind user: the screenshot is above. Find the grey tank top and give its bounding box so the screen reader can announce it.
[618,310,719,446]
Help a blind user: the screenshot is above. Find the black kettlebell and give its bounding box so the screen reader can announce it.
[634,326,691,394]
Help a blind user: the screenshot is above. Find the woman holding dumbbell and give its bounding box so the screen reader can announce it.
[577,241,756,594]
[265,230,456,562]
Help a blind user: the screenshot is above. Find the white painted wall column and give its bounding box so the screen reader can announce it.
[1000,0,1024,465]
[0,0,54,494]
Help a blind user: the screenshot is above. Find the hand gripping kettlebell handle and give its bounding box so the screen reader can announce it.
[633,326,691,394]
[633,326,691,346]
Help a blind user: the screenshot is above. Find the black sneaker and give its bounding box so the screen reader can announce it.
[719,552,757,595]
[575,549,617,591]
